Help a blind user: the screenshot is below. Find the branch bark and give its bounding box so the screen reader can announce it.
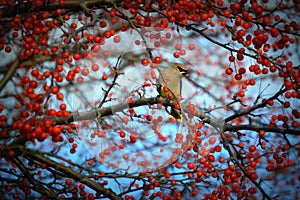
[224,124,300,135]
[0,55,52,92]
[14,146,122,200]
[0,58,19,91]
[225,87,287,122]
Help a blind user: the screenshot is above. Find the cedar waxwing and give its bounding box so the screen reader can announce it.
[157,63,189,119]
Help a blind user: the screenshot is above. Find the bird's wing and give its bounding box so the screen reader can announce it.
[158,67,181,97]
[180,78,183,96]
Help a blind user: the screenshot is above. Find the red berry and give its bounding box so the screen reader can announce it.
[102,74,108,80]
[153,57,161,64]
[234,74,242,80]
[225,68,233,75]
[229,55,235,62]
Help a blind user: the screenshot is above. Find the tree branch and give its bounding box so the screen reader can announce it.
[57,96,213,125]
[10,156,62,200]
[0,55,52,92]
[225,87,287,122]
[0,58,19,91]
[224,124,300,136]
[219,131,272,200]
[19,147,122,200]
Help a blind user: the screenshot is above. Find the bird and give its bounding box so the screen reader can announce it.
[157,63,189,119]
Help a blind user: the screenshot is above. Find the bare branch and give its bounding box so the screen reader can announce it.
[224,124,300,136]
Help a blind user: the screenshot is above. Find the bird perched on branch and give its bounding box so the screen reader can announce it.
[157,63,189,119]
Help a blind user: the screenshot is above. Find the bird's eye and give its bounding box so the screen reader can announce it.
[177,66,188,76]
